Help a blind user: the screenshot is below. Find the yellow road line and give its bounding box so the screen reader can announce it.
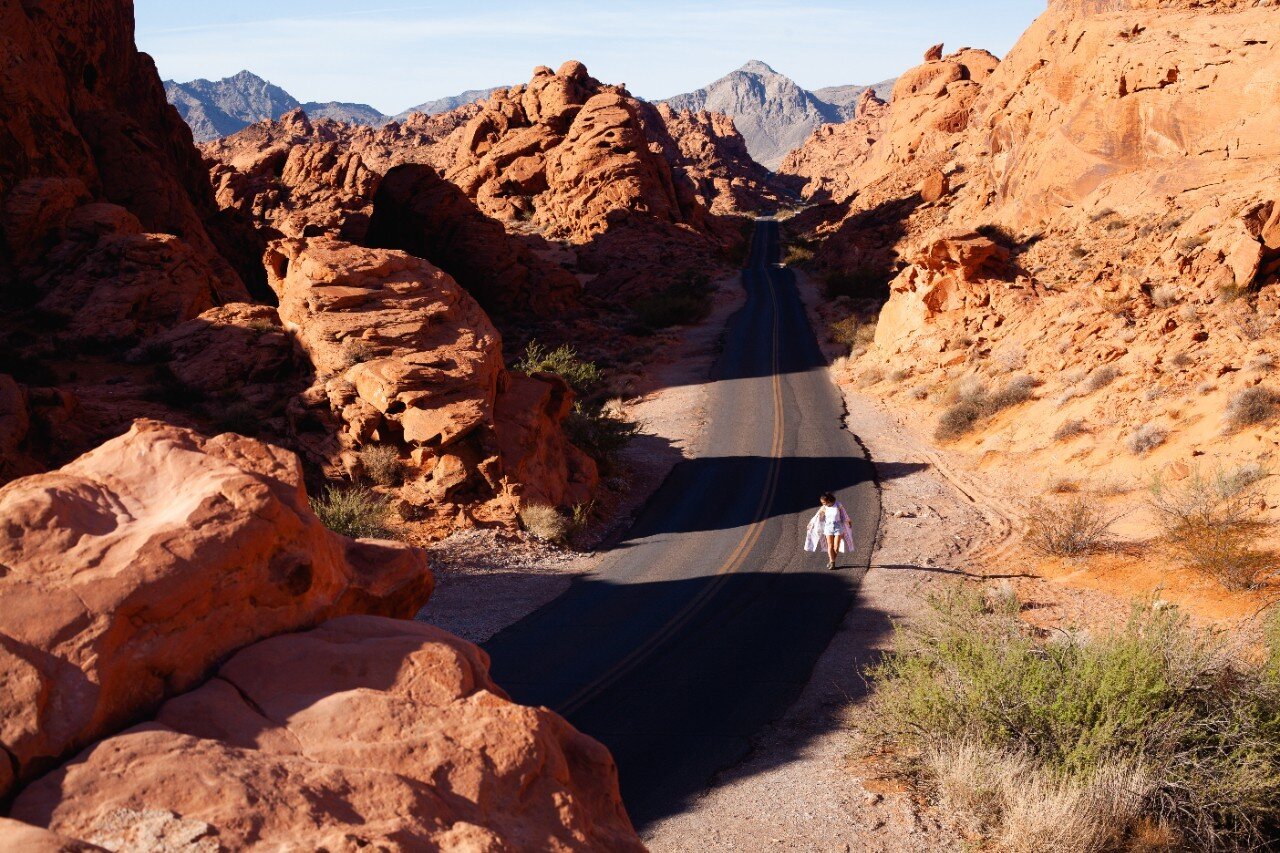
[558,225,786,716]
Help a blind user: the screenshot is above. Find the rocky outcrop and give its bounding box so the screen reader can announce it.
[9,616,644,851]
[0,420,431,798]
[0,0,255,300]
[267,237,596,532]
[777,88,890,203]
[365,163,580,318]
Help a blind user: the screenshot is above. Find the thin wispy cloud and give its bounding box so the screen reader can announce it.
[136,0,1044,112]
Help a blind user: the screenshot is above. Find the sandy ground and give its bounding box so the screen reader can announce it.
[416,272,745,644]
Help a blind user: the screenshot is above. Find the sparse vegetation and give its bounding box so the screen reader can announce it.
[783,243,815,266]
[861,586,1280,850]
[1226,386,1280,430]
[339,338,377,369]
[828,315,876,351]
[519,503,570,544]
[564,400,640,475]
[513,340,602,393]
[1024,495,1118,557]
[1126,421,1168,455]
[357,445,404,486]
[1177,233,1209,255]
[1149,466,1275,590]
[934,375,1037,441]
[1082,364,1118,393]
[1053,418,1088,441]
[631,271,714,329]
[310,486,393,539]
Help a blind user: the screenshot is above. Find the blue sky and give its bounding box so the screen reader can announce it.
[136,1,1047,113]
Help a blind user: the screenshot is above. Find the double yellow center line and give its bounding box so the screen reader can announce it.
[558,226,786,716]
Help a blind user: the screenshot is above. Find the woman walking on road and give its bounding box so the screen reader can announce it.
[805,492,855,570]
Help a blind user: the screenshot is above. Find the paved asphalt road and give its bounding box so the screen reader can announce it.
[485,218,879,827]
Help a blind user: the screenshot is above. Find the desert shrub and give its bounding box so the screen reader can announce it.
[1024,495,1117,557]
[935,376,1036,440]
[209,400,261,436]
[339,338,376,369]
[631,272,714,329]
[564,401,639,475]
[519,503,570,544]
[1152,285,1177,308]
[1053,418,1088,441]
[828,315,876,350]
[514,340,602,393]
[357,444,404,486]
[888,367,912,383]
[310,486,393,539]
[1248,354,1276,373]
[862,587,1280,849]
[1089,207,1118,222]
[910,385,929,401]
[783,243,815,266]
[1149,467,1274,590]
[571,501,595,534]
[986,374,1036,410]
[1226,386,1280,430]
[823,266,888,300]
[1069,244,1090,260]
[936,402,983,441]
[1082,364,1118,393]
[1177,234,1209,255]
[1171,351,1194,368]
[1126,422,1168,455]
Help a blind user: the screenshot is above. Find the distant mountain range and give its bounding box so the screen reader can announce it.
[165,65,894,168]
[163,71,500,142]
[660,61,895,170]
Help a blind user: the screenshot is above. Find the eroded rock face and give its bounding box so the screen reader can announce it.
[777,89,890,203]
[9,616,645,852]
[0,420,431,799]
[267,237,596,532]
[365,163,580,318]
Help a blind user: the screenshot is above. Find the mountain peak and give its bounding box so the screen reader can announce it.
[738,60,778,76]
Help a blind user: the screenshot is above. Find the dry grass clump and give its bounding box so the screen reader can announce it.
[357,445,404,486]
[1126,422,1168,455]
[783,243,815,266]
[1082,364,1118,394]
[862,587,1280,850]
[518,503,570,545]
[1024,495,1118,557]
[1226,386,1280,430]
[887,366,912,383]
[310,486,393,539]
[935,375,1037,441]
[856,368,885,388]
[1053,418,1088,441]
[1247,353,1276,373]
[829,315,877,351]
[1149,466,1275,590]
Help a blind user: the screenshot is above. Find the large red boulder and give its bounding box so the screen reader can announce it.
[10,617,646,852]
[0,420,431,797]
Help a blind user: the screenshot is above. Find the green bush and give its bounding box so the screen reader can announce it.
[513,340,602,393]
[1149,466,1274,590]
[863,587,1280,848]
[310,486,393,539]
[564,402,639,475]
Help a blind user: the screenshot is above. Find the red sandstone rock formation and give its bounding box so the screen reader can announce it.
[267,237,596,531]
[365,163,580,318]
[0,420,431,799]
[777,88,889,203]
[7,617,644,851]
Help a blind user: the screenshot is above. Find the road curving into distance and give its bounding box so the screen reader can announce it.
[484,217,879,826]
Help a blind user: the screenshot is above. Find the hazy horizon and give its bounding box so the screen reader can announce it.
[136,0,1046,114]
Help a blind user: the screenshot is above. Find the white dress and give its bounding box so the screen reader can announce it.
[804,502,855,554]
[818,505,841,536]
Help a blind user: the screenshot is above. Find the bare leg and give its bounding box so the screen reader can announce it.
[826,535,838,568]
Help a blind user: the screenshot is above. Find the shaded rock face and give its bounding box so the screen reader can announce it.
[0,0,256,299]
[266,237,596,532]
[0,419,431,799]
[661,60,895,170]
[365,163,581,318]
[9,616,644,852]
